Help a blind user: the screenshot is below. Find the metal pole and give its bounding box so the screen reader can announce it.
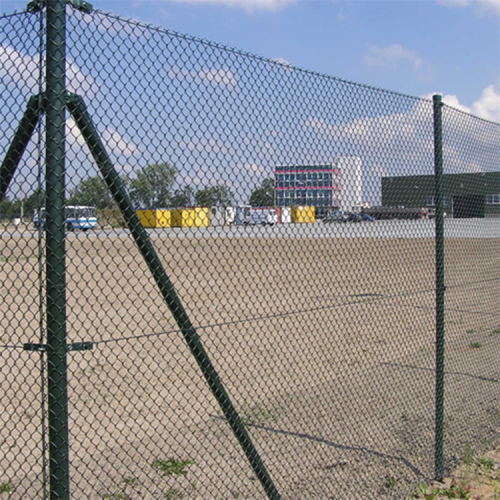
[66,93,281,500]
[433,93,445,482]
[0,94,45,200]
[46,0,70,497]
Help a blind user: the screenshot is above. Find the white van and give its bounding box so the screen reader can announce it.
[244,208,278,226]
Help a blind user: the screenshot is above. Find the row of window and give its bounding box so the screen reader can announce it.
[427,195,500,205]
[426,196,452,206]
[276,172,336,182]
[276,190,338,207]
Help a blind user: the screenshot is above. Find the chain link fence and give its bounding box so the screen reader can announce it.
[1,4,500,499]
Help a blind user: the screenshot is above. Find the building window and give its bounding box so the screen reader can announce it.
[487,194,500,204]
[427,196,452,206]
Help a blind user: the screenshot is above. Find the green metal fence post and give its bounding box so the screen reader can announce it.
[433,93,445,482]
[65,92,281,500]
[46,0,70,498]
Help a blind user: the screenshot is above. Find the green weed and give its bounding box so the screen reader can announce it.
[165,489,183,499]
[0,481,14,494]
[240,402,284,426]
[385,475,399,489]
[470,342,482,349]
[152,458,194,475]
[464,442,474,466]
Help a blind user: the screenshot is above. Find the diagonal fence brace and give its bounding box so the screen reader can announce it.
[65,92,281,500]
[0,93,46,200]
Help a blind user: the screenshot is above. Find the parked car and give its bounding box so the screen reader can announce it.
[322,210,347,223]
[345,212,362,222]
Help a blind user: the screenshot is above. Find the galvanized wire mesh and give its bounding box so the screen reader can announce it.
[1,5,500,499]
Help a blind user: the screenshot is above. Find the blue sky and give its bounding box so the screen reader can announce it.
[0,0,499,205]
[1,0,498,116]
[8,0,496,117]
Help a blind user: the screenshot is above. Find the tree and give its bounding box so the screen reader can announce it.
[0,196,19,220]
[195,184,233,207]
[24,187,45,217]
[67,175,113,210]
[249,178,274,207]
[170,186,194,207]
[129,162,177,208]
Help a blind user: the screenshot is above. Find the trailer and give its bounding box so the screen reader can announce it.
[362,206,429,220]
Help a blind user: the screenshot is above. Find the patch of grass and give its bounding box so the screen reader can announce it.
[478,456,496,471]
[467,329,476,334]
[165,489,183,499]
[415,479,474,500]
[0,481,14,494]
[385,475,399,489]
[152,458,194,475]
[439,479,473,499]
[122,477,136,486]
[470,342,482,349]
[240,402,284,426]
[493,329,500,334]
[464,442,474,466]
[231,492,241,499]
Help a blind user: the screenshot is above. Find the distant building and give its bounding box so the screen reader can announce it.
[274,158,362,215]
[382,172,500,218]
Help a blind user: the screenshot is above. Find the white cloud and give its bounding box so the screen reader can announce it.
[102,129,139,157]
[168,67,237,87]
[0,45,40,91]
[167,0,295,12]
[472,84,500,122]
[271,57,293,67]
[0,44,100,97]
[438,0,500,16]
[365,44,432,80]
[425,85,500,123]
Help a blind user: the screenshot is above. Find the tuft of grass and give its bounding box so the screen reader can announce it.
[466,329,476,334]
[240,402,284,426]
[470,342,482,349]
[493,329,500,334]
[464,442,474,466]
[153,458,194,475]
[439,479,472,499]
[479,456,496,471]
[385,475,399,489]
[0,481,14,494]
[122,477,136,486]
[165,489,183,499]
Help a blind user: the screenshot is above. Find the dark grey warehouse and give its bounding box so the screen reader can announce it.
[382,172,500,218]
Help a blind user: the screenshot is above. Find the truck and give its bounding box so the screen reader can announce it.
[243,207,278,226]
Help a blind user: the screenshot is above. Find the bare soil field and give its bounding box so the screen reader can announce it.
[1,229,500,499]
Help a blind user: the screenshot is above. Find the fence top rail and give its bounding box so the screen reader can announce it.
[86,6,431,105]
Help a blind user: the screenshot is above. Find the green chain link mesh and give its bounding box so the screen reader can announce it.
[1,5,500,499]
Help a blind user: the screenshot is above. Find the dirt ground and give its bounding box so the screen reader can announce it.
[415,445,500,499]
[1,226,500,499]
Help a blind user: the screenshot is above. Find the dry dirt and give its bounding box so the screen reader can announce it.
[1,227,500,499]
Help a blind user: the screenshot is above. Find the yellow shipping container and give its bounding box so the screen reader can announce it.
[291,206,315,223]
[171,207,210,228]
[136,209,171,228]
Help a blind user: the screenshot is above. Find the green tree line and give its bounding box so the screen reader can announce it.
[1,162,275,221]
